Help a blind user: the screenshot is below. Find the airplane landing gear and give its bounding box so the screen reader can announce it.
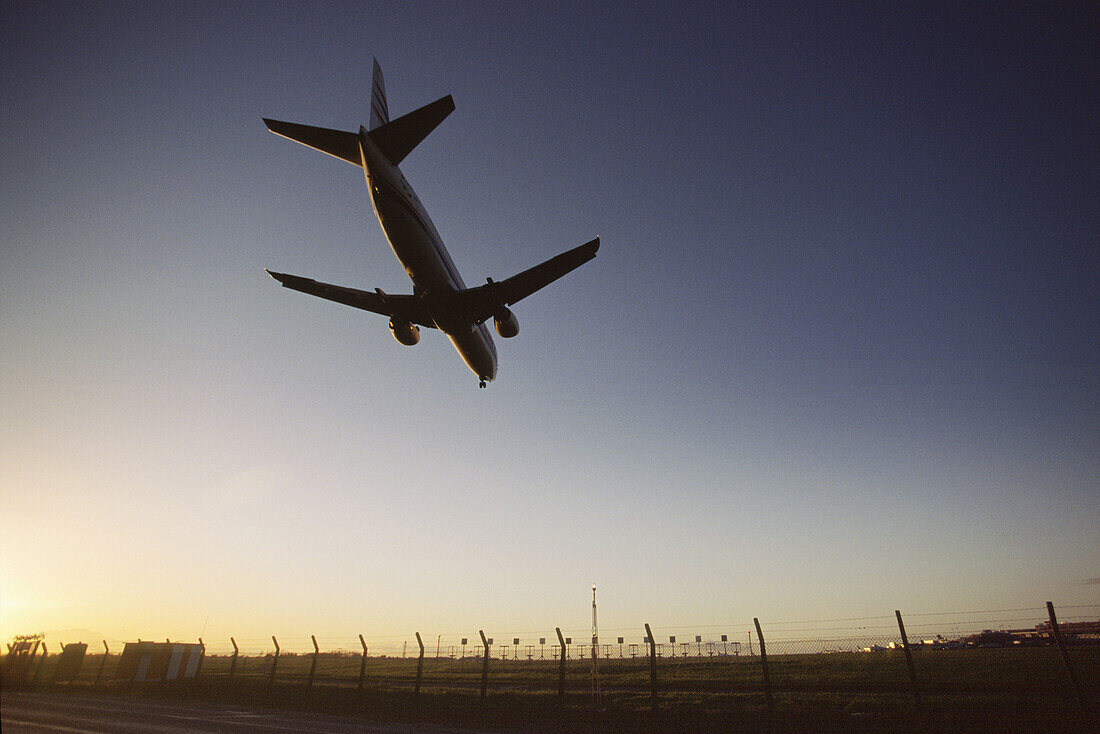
[479,379,487,388]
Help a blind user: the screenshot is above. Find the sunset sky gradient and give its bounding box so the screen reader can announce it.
[2,2,1096,650]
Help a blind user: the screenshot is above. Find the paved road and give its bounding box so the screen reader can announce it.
[1,691,477,733]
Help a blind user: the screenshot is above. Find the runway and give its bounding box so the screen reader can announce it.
[1,690,476,733]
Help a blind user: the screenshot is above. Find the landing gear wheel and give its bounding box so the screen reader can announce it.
[479,379,487,388]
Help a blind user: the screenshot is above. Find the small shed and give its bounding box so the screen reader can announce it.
[115,641,203,681]
[54,642,88,682]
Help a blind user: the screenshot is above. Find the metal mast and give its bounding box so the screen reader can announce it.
[591,583,601,702]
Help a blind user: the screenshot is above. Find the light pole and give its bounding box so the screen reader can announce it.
[591,583,601,703]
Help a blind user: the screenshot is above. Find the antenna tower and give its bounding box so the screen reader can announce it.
[591,583,601,703]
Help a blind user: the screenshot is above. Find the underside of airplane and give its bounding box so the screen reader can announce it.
[264,60,598,387]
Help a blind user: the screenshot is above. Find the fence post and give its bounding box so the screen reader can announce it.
[358,635,368,691]
[307,635,319,688]
[195,638,205,680]
[415,632,425,694]
[1047,601,1089,718]
[269,636,280,685]
[229,638,239,680]
[895,610,921,705]
[556,627,567,701]
[644,623,658,705]
[95,641,109,685]
[754,618,773,713]
[479,630,490,703]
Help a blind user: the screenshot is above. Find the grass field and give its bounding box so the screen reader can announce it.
[4,645,1097,732]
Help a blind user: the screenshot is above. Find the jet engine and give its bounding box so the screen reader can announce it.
[493,308,519,338]
[389,317,420,346]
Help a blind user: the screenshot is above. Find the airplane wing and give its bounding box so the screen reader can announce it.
[456,237,600,323]
[266,270,436,327]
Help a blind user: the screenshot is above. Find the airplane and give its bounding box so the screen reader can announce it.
[263,60,599,387]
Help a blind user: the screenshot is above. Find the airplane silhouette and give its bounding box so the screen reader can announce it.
[264,60,598,387]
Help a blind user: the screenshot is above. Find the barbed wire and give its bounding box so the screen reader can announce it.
[27,604,1098,655]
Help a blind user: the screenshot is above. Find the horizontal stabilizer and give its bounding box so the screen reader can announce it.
[367,95,455,166]
[263,119,362,166]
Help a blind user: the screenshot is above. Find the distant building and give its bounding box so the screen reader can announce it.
[1034,620,1100,638]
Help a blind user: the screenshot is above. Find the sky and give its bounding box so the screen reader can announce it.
[2,1,1097,653]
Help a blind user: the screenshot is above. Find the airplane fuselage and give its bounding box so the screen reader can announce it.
[264,61,597,387]
[356,128,498,383]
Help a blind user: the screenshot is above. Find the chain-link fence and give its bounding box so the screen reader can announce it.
[4,603,1097,727]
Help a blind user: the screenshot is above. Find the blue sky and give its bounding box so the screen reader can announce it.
[2,1,1096,648]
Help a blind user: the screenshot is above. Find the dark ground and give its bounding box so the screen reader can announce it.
[1,679,1095,733]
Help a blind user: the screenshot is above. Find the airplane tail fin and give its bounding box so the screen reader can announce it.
[369,59,389,130]
[263,59,453,168]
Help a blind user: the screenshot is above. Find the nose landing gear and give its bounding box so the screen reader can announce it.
[479,378,487,388]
